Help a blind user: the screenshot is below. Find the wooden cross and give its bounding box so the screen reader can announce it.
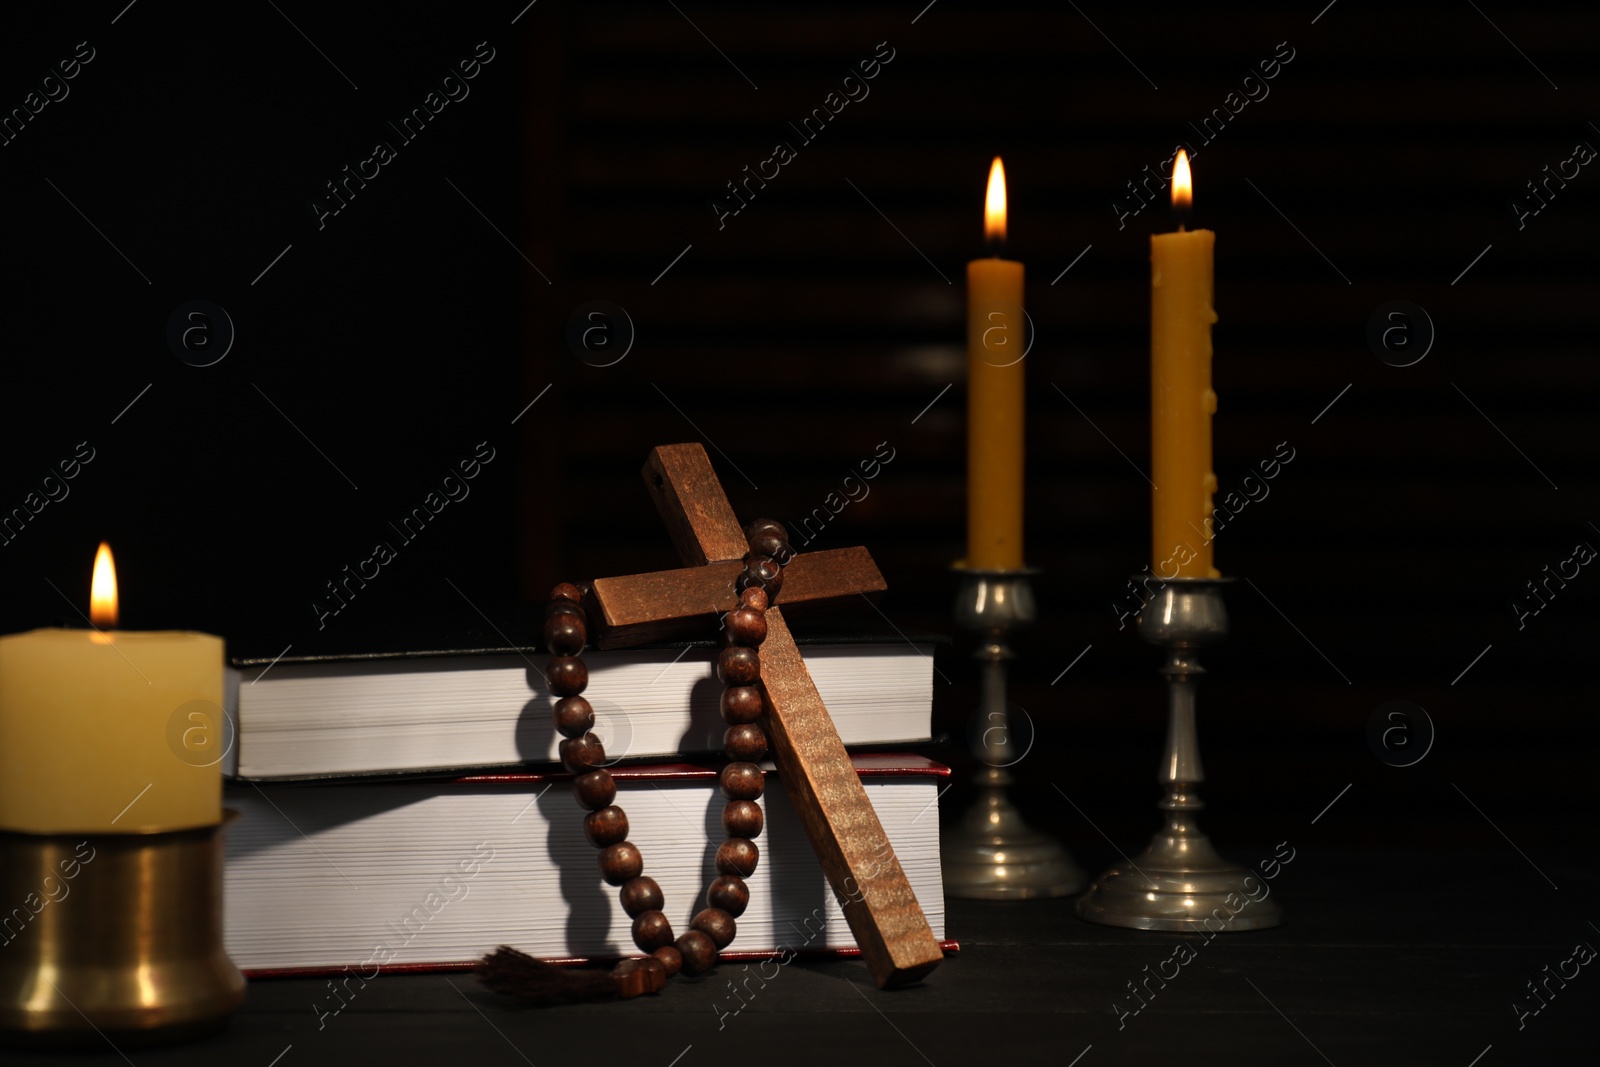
[585,443,944,989]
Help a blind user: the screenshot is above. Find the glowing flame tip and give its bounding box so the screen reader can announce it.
[90,541,118,629]
[1172,149,1193,213]
[984,156,1007,244]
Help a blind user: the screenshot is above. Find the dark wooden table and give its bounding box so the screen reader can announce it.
[11,847,1591,1066]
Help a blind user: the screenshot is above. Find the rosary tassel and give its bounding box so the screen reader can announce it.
[477,946,619,1004]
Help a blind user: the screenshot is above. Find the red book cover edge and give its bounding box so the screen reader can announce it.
[452,751,951,784]
[243,941,962,979]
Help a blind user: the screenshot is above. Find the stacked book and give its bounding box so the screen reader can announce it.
[221,632,951,975]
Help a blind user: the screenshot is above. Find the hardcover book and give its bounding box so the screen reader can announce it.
[224,754,952,976]
[226,634,938,779]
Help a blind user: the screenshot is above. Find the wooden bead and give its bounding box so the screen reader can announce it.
[573,769,616,810]
[599,842,643,885]
[717,646,760,687]
[610,956,665,998]
[610,958,646,998]
[724,723,767,762]
[720,686,763,725]
[543,612,586,656]
[744,518,789,545]
[692,907,737,949]
[738,555,784,600]
[545,599,584,621]
[632,910,675,952]
[639,955,667,987]
[740,587,769,613]
[584,805,629,847]
[619,876,664,917]
[719,761,764,801]
[747,533,794,566]
[559,732,606,774]
[547,656,588,697]
[553,695,595,738]
[550,582,584,603]
[722,799,763,839]
[674,930,718,975]
[724,607,767,648]
[651,945,683,977]
[716,837,759,877]
[707,875,750,917]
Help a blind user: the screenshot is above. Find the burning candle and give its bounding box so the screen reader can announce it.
[966,156,1026,570]
[1150,150,1220,578]
[0,543,225,833]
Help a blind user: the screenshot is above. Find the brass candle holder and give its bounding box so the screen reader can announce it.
[1077,576,1283,931]
[941,567,1084,899]
[0,814,246,1048]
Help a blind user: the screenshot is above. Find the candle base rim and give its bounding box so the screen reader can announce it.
[0,810,232,839]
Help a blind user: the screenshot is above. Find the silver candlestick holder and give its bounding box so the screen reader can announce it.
[941,567,1084,899]
[1076,576,1283,931]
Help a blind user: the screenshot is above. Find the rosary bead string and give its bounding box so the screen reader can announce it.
[543,519,794,999]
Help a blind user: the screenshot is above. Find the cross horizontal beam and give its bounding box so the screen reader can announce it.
[587,547,885,649]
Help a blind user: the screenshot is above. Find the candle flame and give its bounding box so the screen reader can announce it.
[984,156,1007,244]
[90,542,118,629]
[1172,149,1193,212]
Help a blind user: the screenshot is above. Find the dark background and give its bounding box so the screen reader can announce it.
[0,0,1593,1033]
